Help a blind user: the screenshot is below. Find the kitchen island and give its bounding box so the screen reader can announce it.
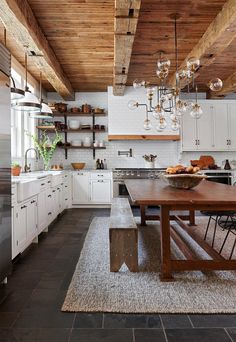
[125,179,236,281]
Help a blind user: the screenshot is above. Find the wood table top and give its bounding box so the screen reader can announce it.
[125,179,236,206]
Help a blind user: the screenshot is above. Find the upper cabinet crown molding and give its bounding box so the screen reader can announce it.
[0,0,74,100]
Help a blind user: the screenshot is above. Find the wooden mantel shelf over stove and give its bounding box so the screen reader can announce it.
[108,135,180,141]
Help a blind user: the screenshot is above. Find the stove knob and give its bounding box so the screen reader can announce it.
[131,171,134,176]
[126,171,130,176]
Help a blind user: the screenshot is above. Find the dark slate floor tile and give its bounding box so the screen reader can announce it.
[189,314,236,328]
[0,312,19,328]
[104,313,161,329]
[134,329,166,342]
[13,309,75,329]
[226,328,236,342]
[160,314,192,329]
[23,289,67,311]
[6,272,43,290]
[70,328,133,342]
[36,272,66,290]
[73,313,103,328]
[165,328,231,342]
[0,289,32,312]
[0,328,70,342]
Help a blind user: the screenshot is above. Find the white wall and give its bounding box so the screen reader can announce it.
[47,91,179,169]
[47,89,236,170]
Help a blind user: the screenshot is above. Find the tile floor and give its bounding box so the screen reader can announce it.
[0,208,235,342]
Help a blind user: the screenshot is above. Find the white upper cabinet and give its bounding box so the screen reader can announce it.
[181,100,236,152]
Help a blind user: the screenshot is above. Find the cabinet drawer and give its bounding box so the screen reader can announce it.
[90,172,112,180]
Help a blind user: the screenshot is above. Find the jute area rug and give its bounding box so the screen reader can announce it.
[62,216,236,313]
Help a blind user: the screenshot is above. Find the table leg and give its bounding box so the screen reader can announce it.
[140,205,147,226]
[160,205,174,281]
[189,210,196,226]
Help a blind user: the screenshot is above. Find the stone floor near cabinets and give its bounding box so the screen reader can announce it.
[0,208,235,342]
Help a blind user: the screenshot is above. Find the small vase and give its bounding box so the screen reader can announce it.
[43,160,51,171]
[145,161,155,168]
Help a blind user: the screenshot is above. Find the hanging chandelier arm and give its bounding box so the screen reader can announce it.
[174,16,179,89]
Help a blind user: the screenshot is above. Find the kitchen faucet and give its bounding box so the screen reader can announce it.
[24,148,39,173]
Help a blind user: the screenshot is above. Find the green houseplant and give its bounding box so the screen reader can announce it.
[11,161,21,176]
[28,131,62,171]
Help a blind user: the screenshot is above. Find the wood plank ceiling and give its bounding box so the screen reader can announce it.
[2,0,236,96]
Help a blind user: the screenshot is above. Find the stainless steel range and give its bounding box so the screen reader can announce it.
[113,168,165,200]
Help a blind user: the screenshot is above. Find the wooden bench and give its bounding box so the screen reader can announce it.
[109,198,138,272]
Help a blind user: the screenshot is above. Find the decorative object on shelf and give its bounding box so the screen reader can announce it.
[71,162,86,170]
[30,72,53,119]
[68,119,80,130]
[127,14,223,131]
[55,102,68,113]
[143,154,157,168]
[96,159,105,169]
[82,103,91,113]
[93,107,104,114]
[83,136,91,147]
[70,107,80,113]
[29,130,62,170]
[11,161,21,176]
[12,49,41,112]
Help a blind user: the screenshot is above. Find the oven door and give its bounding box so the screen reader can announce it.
[205,173,232,185]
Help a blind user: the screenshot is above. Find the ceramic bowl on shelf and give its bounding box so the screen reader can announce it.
[71,163,86,170]
[68,119,80,130]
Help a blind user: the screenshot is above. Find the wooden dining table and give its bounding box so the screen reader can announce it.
[125,179,236,281]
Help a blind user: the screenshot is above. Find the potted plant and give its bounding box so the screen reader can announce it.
[11,162,21,176]
[28,131,62,171]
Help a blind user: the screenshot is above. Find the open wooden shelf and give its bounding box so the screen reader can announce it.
[37,126,106,133]
[52,111,107,117]
[58,145,106,150]
[108,134,181,141]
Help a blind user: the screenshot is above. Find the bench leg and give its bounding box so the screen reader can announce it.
[110,230,138,272]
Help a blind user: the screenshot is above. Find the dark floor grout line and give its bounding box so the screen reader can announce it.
[68,313,76,342]
[224,328,234,342]
[159,314,169,342]
[187,314,194,328]
[132,328,135,342]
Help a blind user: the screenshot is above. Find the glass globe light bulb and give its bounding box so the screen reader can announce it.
[127,100,138,110]
[178,69,187,80]
[156,117,167,131]
[209,78,223,92]
[153,104,164,119]
[157,57,171,70]
[190,103,203,119]
[146,86,155,96]
[186,57,200,72]
[156,68,169,80]
[176,99,187,114]
[143,118,152,130]
[171,121,180,131]
[133,79,142,89]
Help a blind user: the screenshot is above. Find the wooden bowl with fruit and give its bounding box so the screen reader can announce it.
[162,165,206,190]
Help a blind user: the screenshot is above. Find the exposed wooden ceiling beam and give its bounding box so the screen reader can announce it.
[169,0,236,89]
[0,0,74,100]
[113,0,141,96]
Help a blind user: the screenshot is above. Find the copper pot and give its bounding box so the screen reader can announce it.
[55,102,68,113]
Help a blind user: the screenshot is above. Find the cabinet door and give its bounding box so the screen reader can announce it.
[46,189,54,224]
[72,173,90,204]
[213,102,229,150]
[12,205,27,258]
[181,112,197,151]
[228,104,236,150]
[51,188,57,220]
[90,179,111,203]
[37,190,48,234]
[196,102,214,151]
[26,199,38,242]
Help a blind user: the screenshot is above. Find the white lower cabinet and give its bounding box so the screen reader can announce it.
[12,196,37,259]
[72,172,90,204]
[72,171,112,205]
[37,190,48,234]
[90,179,111,203]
